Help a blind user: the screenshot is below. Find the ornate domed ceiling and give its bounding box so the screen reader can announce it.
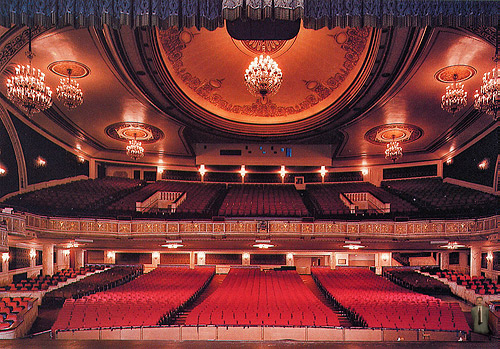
[156,25,374,125]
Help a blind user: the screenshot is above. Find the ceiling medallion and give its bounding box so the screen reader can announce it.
[364,124,423,145]
[105,122,164,144]
[474,28,500,121]
[6,28,52,116]
[244,55,283,100]
[435,65,475,116]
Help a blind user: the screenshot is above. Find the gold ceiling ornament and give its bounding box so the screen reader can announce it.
[6,28,52,116]
[125,133,144,160]
[385,135,403,163]
[441,73,467,115]
[244,55,282,100]
[474,26,500,121]
[56,68,83,110]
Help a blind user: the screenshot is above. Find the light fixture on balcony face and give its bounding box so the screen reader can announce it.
[6,28,52,116]
[244,55,282,100]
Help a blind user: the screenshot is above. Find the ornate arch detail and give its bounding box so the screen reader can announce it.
[0,103,27,191]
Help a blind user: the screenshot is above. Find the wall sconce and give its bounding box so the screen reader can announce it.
[0,165,6,176]
[478,159,489,170]
[35,156,46,168]
[2,253,10,262]
[242,252,250,260]
[62,250,70,257]
[152,251,160,260]
[486,252,493,262]
[381,253,390,262]
[286,253,293,260]
[240,165,247,180]
[29,249,36,259]
[361,168,369,176]
[198,252,205,259]
[320,166,328,179]
[107,251,115,259]
[199,164,206,177]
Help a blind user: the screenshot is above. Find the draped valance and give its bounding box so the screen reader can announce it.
[0,0,498,30]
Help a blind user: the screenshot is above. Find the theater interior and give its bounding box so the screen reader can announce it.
[0,0,499,346]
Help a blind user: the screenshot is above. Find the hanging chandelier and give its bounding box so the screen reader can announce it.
[57,68,83,109]
[244,55,282,100]
[126,136,144,160]
[385,135,403,162]
[6,28,52,116]
[441,73,467,115]
[474,26,500,120]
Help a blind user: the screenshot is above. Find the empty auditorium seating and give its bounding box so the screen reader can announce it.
[312,267,469,332]
[382,178,499,216]
[218,184,309,217]
[4,177,143,217]
[185,268,341,327]
[433,269,500,295]
[384,269,451,295]
[107,180,225,217]
[43,266,142,307]
[0,266,105,292]
[307,183,418,216]
[0,297,35,330]
[52,266,214,331]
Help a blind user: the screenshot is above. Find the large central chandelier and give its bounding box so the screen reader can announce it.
[385,135,403,162]
[6,28,52,116]
[474,27,500,120]
[244,55,282,100]
[126,136,144,160]
[57,68,83,110]
[441,73,467,115]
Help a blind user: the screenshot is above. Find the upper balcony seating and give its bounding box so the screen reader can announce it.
[51,266,214,331]
[185,268,341,327]
[312,267,469,332]
[384,269,451,295]
[382,178,500,216]
[107,180,224,216]
[218,184,309,217]
[4,177,143,217]
[307,183,418,216]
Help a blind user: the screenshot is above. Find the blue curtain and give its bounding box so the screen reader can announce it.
[0,0,498,30]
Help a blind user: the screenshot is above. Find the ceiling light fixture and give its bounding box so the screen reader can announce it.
[126,133,144,160]
[56,68,83,110]
[6,28,52,116]
[162,240,184,249]
[441,73,467,115]
[474,26,500,121]
[253,239,274,249]
[440,242,466,249]
[343,244,365,250]
[384,135,403,162]
[244,55,282,100]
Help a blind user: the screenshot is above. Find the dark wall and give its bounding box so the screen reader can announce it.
[443,128,498,187]
[11,112,88,185]
[0,117,19,197]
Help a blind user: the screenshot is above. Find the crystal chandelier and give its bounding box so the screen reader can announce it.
[57,68,83,109]
[474,27,500,120]
[126,136,144,160]
[6,28,52,116]
[385,135,403,162]
[441,73,467,115]
[244,55,282,99]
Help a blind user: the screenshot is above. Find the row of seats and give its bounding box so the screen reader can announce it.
[0,266,105,292]
[52,266,214,330]
[43,266,142,307]
[432,269,500,295]
[4,177,498,218]
[384,269,451,295]
[312,267,469,332]
[0,297,35,330]
[185,268,341,327]
[218,185,309,217]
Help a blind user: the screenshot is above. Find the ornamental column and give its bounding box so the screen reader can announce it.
[75,249,84,270]
[440,252,449,270]
[42,244,54,276]
[470,246,481,278]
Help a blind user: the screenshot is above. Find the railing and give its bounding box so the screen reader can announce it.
[339,193,356,214]
[344,192,390,214]
[136,191,186,213]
